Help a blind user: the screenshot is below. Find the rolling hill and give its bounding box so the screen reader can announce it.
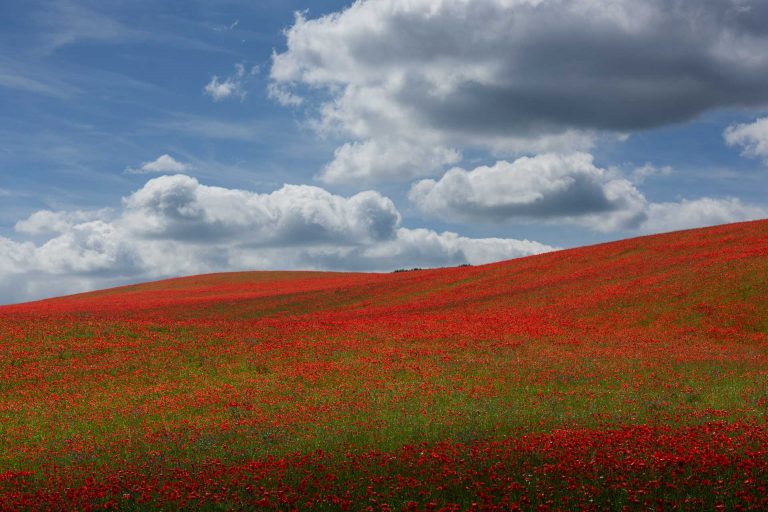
[1,219,768,510]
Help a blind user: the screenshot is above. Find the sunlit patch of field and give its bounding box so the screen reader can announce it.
[1,220,767,510]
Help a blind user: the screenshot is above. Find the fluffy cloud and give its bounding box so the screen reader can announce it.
[125,154,189,174]
[0,236,35,274]
[361,228,550,268]
[295,228,552,271]
[3,172,763,305]
[641,198,768,234]
[724,117,768,164]
[0,175,553,304]
[121,174,401,244]
[15,209,112,235]
[33,220,141,275]
[409,153,767,232]
[204,63,257,102]
[271,0,768,183]
[321,138,461,183]
[409,153,647,231]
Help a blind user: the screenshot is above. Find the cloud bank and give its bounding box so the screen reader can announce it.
[409,153,767,232]
[409,153,646,231]
[271,0,768,183]
[642,198,768,234]
[0,175,553,304]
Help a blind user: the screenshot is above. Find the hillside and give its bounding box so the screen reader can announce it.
[1,219,768,510]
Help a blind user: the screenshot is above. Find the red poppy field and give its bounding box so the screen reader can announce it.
[1,219,767,511]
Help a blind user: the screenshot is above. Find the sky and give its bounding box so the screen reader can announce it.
[0,0,767,304]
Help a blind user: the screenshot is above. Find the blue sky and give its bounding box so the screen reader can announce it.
[0,0,344,220]
[1,0,767,304]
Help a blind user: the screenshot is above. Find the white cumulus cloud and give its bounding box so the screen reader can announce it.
[353,228,552,269]
[724,117,768,164]
[409,153,767,232]
[15,209,112,235]
[321,138,461,184]
[125,154,189,174]
[641,198,768,234]
[409,153,648,231]
[271,0,768,183]
[120,174,402,245]
[0,175,553,304]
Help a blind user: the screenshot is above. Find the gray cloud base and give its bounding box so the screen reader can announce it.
[272,0,768,182]
[409,153,767,232]
[409,153,647,230]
